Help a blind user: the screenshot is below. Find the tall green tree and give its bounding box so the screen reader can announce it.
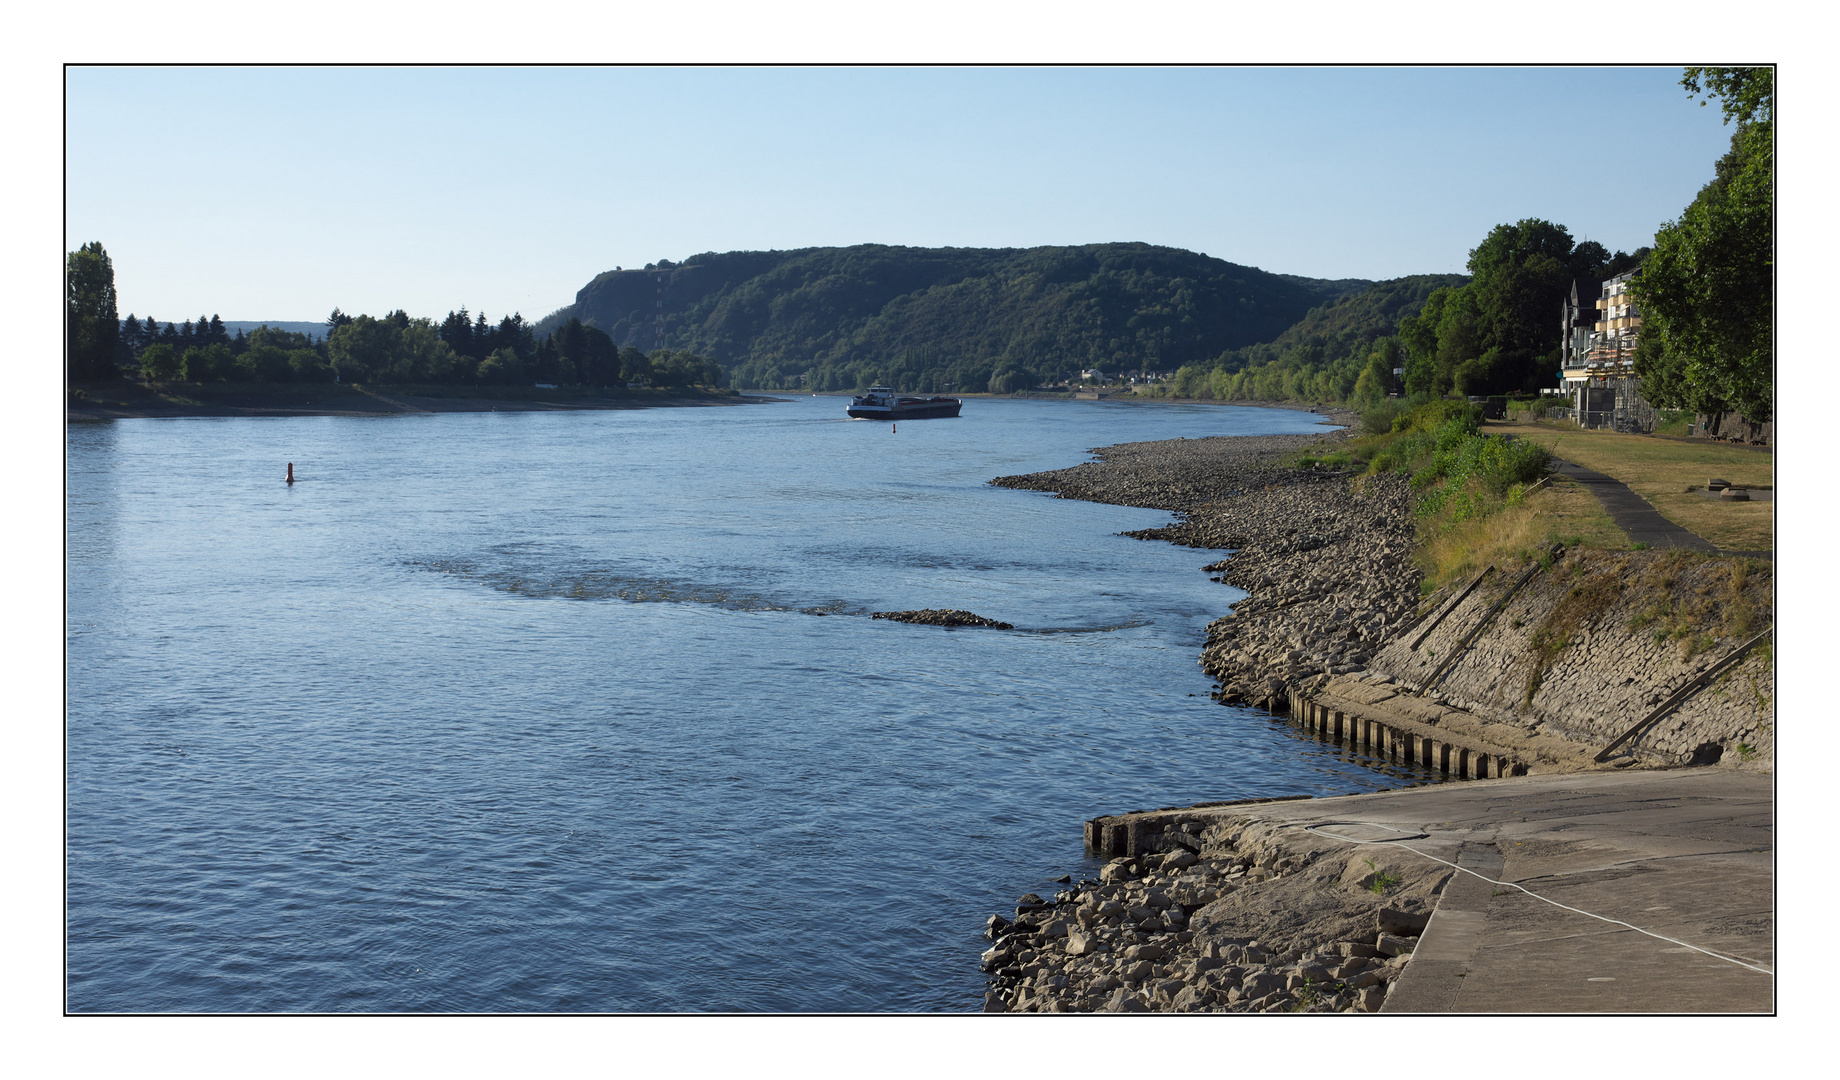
[67,242,120,380]
[579,325,619,385]
[139,343,179,382]
[440,308,477,359]
[1397,287,1450,396]
[1460,219,1609,393]
[619,347,651,385]
[1632,66,1773,425]
[327,315,395,383]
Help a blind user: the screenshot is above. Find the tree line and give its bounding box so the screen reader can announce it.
[1147,67,1770,420]
[64,259,724,391]
[1632,67,1772,424]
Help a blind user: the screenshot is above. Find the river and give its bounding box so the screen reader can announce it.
[65,395,1436,1012]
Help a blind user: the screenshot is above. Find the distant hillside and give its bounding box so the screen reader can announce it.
[1224,274,1469,372]
[1180,274,1470,403]
[218,321,328,339]
[544,243,1372,393]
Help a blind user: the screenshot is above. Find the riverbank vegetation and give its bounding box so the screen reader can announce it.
[1307,389,1771,598]
[66,247,727,395]
[1300,398,1579,593]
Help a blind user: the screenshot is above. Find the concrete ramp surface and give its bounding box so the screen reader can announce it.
[1249,770,1772,1013]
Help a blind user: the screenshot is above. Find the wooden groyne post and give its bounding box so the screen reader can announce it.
[1288,692,1523,781]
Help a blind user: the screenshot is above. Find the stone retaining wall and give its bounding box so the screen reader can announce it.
[1359,549,1773,769]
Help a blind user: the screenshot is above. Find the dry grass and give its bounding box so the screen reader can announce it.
[1415,481,1628,594]
[1535,478,1632,551]
[1491,421,1773,552]
[1622,550,1773,660]
[1643,493,1774,551]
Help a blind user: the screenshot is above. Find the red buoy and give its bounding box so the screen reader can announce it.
[286,462,295,485]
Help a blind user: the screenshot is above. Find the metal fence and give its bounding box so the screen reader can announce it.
[1572,378,1657,434]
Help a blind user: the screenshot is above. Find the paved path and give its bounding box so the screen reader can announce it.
[1552,459,1719,551]
[1223,770,1773,1013]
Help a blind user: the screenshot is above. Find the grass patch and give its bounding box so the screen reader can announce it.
[1491,421,1773,552]
[1407,466,1629,594]
[1644,493,1773,552]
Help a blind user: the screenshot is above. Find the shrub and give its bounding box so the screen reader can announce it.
[180,342,233,382]
[289,349,334,383]
[139,343,179,381]
[1401,398,1485,435]
[1359,399,1410,436]
[238,344,294,383]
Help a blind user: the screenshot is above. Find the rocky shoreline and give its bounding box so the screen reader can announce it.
[976,807,1442,1013]
[985,418,1447,1012]
[991,412,1422,710]
[978,416,1771,1013]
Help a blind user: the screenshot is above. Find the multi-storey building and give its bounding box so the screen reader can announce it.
[1557,277,1597,390]
[1590,268,1643,370]
[1559,267,1655,431]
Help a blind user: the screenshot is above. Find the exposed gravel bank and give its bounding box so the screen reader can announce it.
[991,415,1421,709]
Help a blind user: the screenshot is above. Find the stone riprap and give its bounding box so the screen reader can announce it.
[1357,548,1773,769]
[869,609,1015,630]
[980,810,1446,1013]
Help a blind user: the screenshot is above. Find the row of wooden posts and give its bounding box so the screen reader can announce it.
[1289,695,1525,780]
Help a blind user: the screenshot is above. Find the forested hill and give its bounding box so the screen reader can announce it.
[545,243,1373,393]
[1203,274,1470,401]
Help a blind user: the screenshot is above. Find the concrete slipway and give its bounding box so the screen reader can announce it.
[1154,769,1773,1013]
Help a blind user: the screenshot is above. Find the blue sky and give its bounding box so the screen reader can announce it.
[65,65,1738,325]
